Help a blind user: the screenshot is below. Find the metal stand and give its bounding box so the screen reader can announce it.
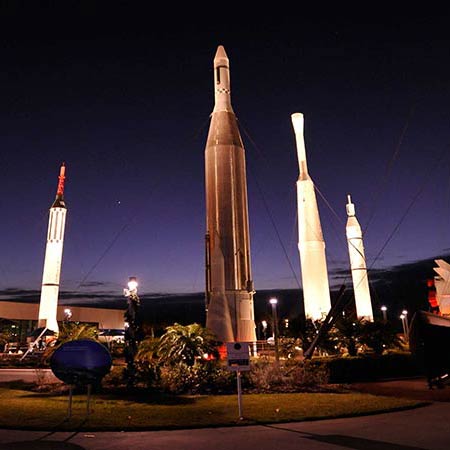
[66,384,93,420]
[67,385,73,419]
[236,370,243,420]
[87,384,92,416]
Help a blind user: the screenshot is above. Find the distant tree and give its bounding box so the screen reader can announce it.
[334,314,364,356]
[0,319,13,352]
[0,331,11,353]
[300,319,340,357]
[359,321,403,355]
[157,323,220,367]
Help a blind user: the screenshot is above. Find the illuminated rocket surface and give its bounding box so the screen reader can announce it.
[292,113,332,320]
[204,46,256,342]
[346,194,374,321]
[37,164,67,332]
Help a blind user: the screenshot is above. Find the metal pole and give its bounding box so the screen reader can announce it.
[87,384,92,416]
[67,385,73,419]
[401,317,407,337]
[405,316,410,341]
[382,310,387,322]
[236,370,243,420]
[272,304,280,365]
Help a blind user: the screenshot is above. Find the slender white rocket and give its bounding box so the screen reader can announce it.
[37,164,67,332]
[205,46,256,342]
[292,113,331,320]
[346,194,373,321]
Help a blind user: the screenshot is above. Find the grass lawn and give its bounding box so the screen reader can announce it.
[0,388,426,431]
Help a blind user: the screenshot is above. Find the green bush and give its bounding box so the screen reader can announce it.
[159,361,234,394]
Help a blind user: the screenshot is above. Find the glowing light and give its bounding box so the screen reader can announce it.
[269,298,278,305]
[128,277,138,291]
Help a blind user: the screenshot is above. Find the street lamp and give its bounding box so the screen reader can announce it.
[64,308,72,321]
[269,298,279,365]
[381,305,387,322]
[123,276,142,388]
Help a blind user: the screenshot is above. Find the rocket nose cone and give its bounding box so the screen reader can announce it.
[291,112,304,135]
[214,45,229,67]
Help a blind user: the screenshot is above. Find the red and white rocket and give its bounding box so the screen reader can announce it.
[345,194,373,321]
[292,113,331,320]
[204,46,256,342]
[37,164,67,332]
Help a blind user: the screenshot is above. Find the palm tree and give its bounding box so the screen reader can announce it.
[42,323,98,363]
[157,323,220,367]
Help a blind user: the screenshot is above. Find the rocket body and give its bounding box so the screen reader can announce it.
[292,113,331,320]
[346,195,373,321]
[38,165,67,332]
[204,46,256,342]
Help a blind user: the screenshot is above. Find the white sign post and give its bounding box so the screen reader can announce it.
[226,342,250,420]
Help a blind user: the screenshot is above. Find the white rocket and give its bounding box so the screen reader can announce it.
[204,46,256,342]
[37,164,67,333]
[291,113,331,320]
[345,194,373,321]
[433,259,450,315]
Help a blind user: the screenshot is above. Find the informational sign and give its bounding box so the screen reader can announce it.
[226,342,250,371]
[50,339,112,385]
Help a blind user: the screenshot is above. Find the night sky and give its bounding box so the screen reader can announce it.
[0,5,449,300]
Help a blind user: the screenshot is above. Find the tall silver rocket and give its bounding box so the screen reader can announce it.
[204,46,256,343]
[345,194,373,321]
[37,164,67,333]
[292,113,331,320]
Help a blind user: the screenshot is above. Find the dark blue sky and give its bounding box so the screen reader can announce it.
[0,6,449,297]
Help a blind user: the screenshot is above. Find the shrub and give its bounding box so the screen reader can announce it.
[135,337,160,388]
[246,358,329,393]
[312,351,422,383]
[102,365,127,389]
[159,361,234,394]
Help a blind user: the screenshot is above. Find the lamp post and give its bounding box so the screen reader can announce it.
[123,276,142,388]
[400,314,407,339]
[269,298,279,365]
[261,320,268,340]
[402,310,409,340]
[381,305,387,323]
